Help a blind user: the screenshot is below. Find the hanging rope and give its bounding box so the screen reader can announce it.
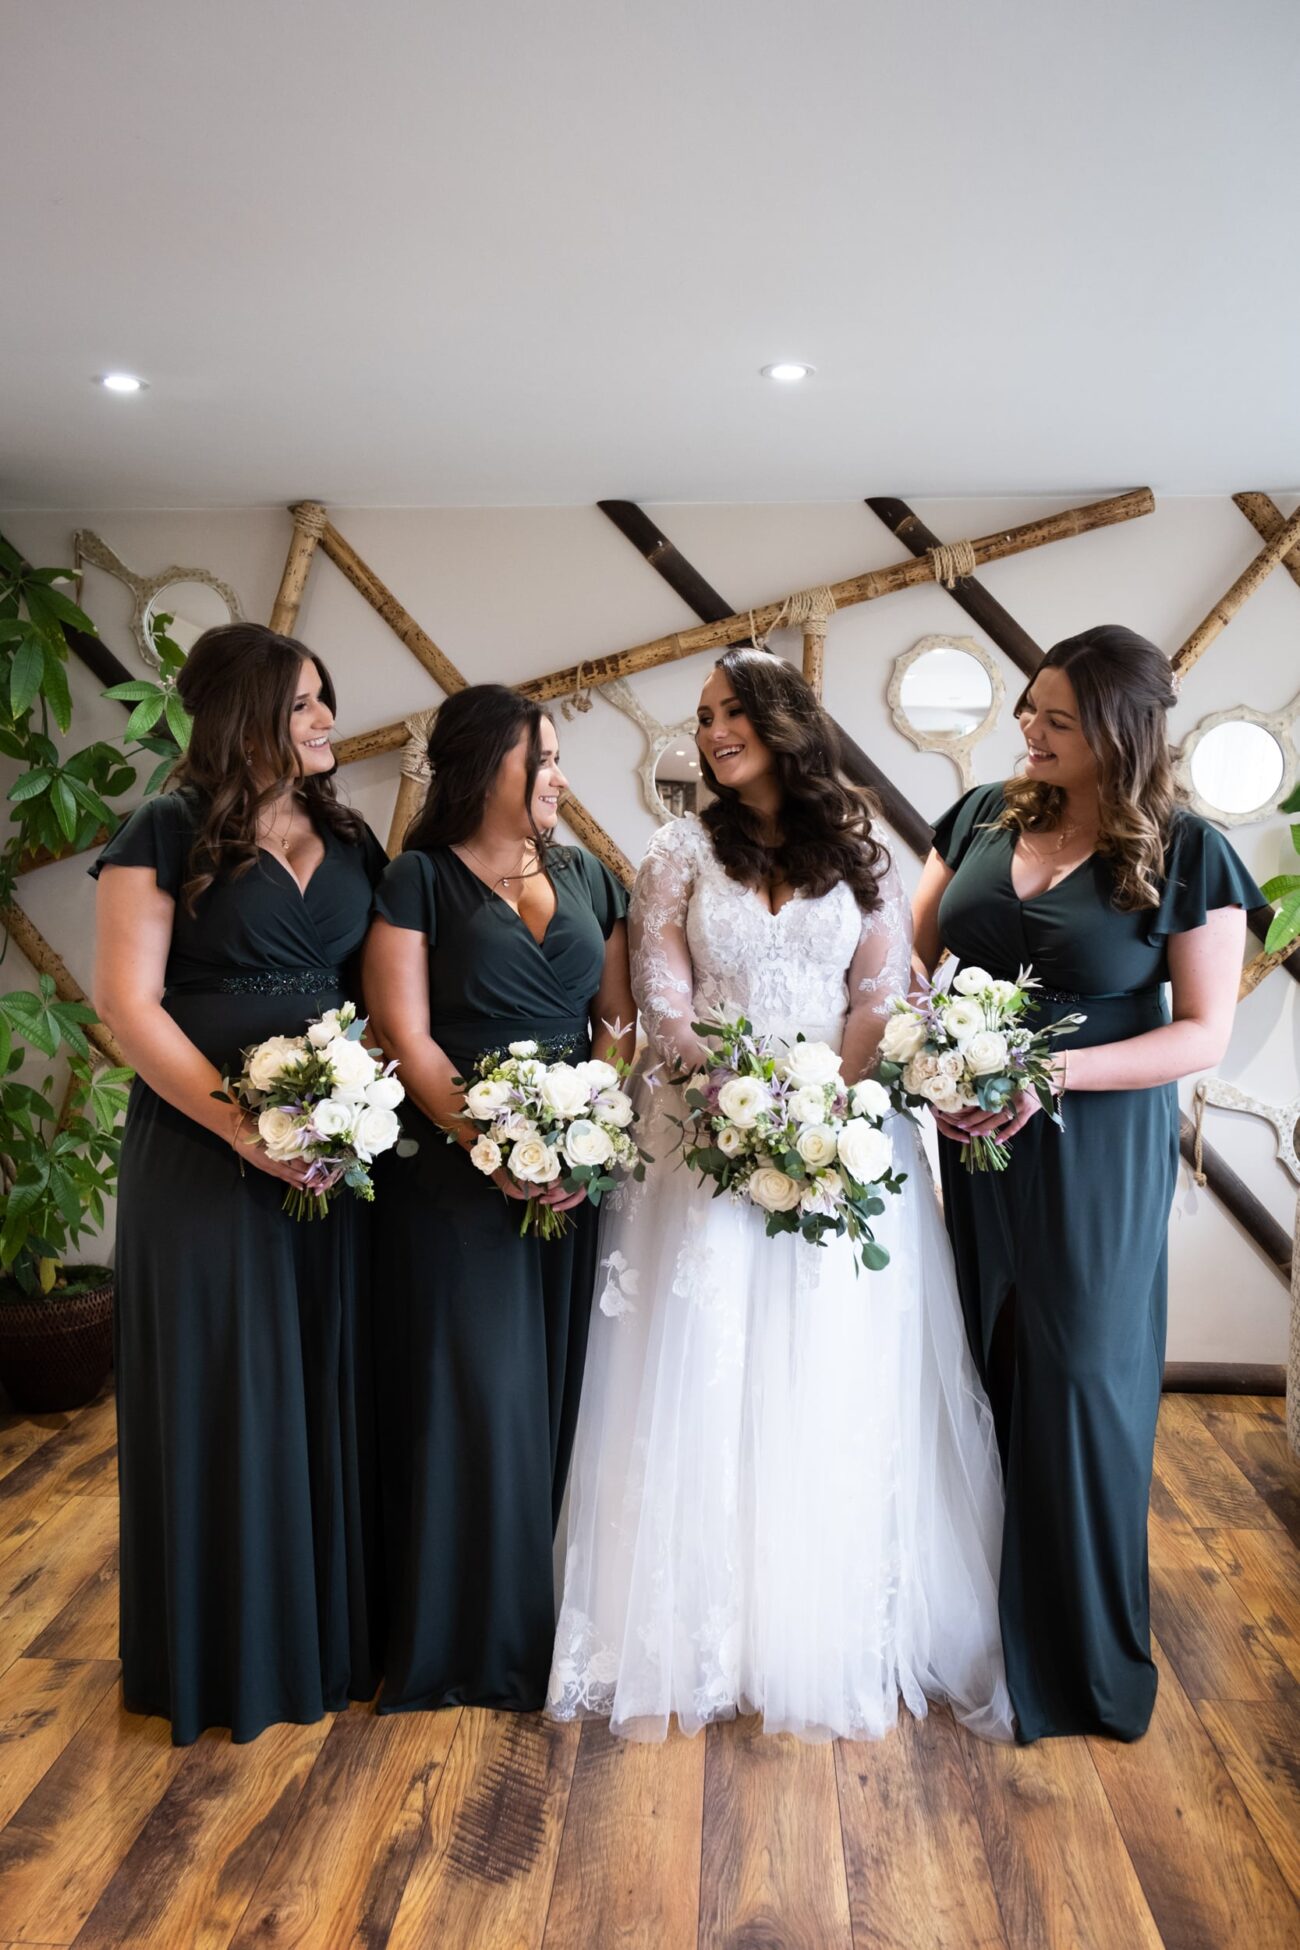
[560,659,593,720]
[1192,1079,1210,1185]
[401,705,439,784]
[927,539,977,588]
[291,502,329,541]
[747,587,838,650]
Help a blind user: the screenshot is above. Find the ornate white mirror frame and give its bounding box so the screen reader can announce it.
[887,634,1004,791]
[1175,692,1300,827]
[73,529,243,670]
[601,676,706,825]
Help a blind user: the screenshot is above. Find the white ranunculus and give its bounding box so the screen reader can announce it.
[326,1035,378,1091]
[715,1124,745,1158]
[246,1035,306,1092]
[880,1011,928,1063]
[307,1010,345,1049]
[508,1135,562,1184]
[257,1104,304,1159]
[848,1078,891,1121]
[989,979,1021,1007]
[963,1029,1010,1076]
[574,1058,620,1092]
[465,1078,512,1119]
[778,1039,843,1088]
[563,1118,615,1168]
[365,1073,405,1110]
[311,1098,355,1140]
[787,1084,830,1126]
[940,997,986,1046]
[749,1166,802,1213]
[837,1118,893,1184]
[510,1057,546,1088]
[716,1076,773,1128]
[795,1123,839,1169]
[508,1039,539,1057]
[952,965,994,997]
[595,1088,634,1128]
[351,1105,401,1162]
[539,1063,589,1121]
[470,1135,502,1175]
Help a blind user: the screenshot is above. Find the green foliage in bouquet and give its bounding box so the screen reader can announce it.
[1259,780,1300,956]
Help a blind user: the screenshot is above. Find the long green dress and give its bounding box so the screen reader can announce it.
[371,843,627,1714]
[932,784,1263,1742]
[90,789,388,1745]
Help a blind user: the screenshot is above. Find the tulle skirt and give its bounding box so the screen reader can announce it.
[547,1085,1014,1744]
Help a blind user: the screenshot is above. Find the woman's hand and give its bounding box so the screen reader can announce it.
[931,1092,1042,1147]
[228,1113,319,1188]
[488,1167,586,1211]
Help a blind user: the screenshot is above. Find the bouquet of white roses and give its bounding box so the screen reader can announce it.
[456,1039,647,1239]
[222,1002,413,1218]
[877,964,1085,1173]
[675,1014,904,1272]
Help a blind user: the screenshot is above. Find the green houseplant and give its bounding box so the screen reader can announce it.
[1259,780,1300,956]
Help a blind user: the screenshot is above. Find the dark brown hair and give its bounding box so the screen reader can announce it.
[172,623,363,910]
[402,685,553,859]
[1000,625,1181,909]
[699,648,891,910]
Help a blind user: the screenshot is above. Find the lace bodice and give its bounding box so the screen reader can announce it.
[629,815,912,1074]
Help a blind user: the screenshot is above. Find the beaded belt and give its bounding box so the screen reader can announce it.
[1028,983,1159,1005]
[211,966,343,997]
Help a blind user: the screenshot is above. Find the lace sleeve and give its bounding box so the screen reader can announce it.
[629,820,708,1073]
[841,853,913,1082]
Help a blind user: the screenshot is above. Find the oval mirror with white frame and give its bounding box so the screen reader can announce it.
[1176,695,1299,827]
[144,577,239,658]
[73,529,243,670]
[599,676,715,824]
[887,634,1004,790]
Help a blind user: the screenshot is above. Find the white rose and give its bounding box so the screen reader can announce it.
[465,1078,512,1119]
[539,1064,589,1121]
[749,1166,802,1213]
[246,1035,307,1092]
[470,1135,502,1174]
[903,1051,943,1094]
[595,1087,634,1128]
[952,965,994,997]
[562,1118,615,1168]
[836,1118,893,1184]
[716,1077,773,1128]
[365,1073,405,1110]
[795,1123,839,1169]
[880,1011,928,1063]
[574,1058,620,1092]
[778,1040,843,1088]
[848,1079,891,1121]
[306,1010,344,1049]
[508,1039,538,1057]
[498,1111,539,1142]
[326,1035,378,1091]
[310,1098,355,1140]
[715,1124,745,1157]
[940,998,986,1045]
[257,1104,304,1159]
[351,1104,402,1162]
[508,1135,562,1185]
[787,1084,830,1126]
[919,1073,964,1112]
[963,1030,1010,1076]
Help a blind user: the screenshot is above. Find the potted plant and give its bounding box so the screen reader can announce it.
[1260,781,1300,955]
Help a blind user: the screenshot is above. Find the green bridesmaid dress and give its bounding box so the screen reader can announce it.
[370,842,627,1714]
[932,783,1263,1742]
[90,789,389,1745]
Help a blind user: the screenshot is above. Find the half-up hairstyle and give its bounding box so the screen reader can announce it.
[699,647,891,911]
[173,623,364,912]
[999,625,1182,910]
[402,685,553,862]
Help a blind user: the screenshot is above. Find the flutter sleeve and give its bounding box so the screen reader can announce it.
[87,791,194,896]
[930,782,1005,870]
[628,818,707,1073]
[373,849,438,945]
[573,847,630,939]
[843,850,913,1080]
[1146,814,1266,947]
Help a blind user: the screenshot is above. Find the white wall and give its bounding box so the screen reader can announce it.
[3,496,1295,1364]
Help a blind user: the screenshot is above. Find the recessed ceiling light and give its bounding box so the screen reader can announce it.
[97,372,146,393]
[761,362,815,383]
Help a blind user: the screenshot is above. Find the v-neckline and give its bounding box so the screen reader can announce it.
[446,846,559,951]
[1007,837,1097,905]
[259,822,330,901]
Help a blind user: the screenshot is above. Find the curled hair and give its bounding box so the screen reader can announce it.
[403,685,553,861]
[699,647,890,910]
[173,623,364,912]
[1000,625,1181,909]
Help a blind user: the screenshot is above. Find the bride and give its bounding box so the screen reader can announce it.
[547,649,1013,1744]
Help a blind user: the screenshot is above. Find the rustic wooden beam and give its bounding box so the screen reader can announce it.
[1173,501,1300,677]
[1232,491,1300,593]
[594,503,935,859]
[864,497,1044,678]
[1178,1111,1291,1286]
[270,502,328,634]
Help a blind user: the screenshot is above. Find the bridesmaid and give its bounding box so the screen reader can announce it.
[363,685,633,1714]
[911,625,1263,1742]
[91,623,387,1744]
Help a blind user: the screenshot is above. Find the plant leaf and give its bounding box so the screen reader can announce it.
[164,690,192,750]
[124,693,166,739]
[9,635,44,716]
[1264,889,1300,956]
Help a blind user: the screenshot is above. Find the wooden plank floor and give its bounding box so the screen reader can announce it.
[0,1388,1296,1949]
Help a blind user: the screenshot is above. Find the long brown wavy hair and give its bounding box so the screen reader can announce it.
[999,625,1181,909]
[172,623,364,911]
[403,685,554,864]
[699,647,891,911]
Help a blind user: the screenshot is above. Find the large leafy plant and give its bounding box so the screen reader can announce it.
[1260,781,1300,955]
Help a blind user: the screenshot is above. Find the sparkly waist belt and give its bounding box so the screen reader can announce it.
[167,966,344,999]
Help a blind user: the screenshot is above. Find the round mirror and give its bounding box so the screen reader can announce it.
[1188,720,1286,818]
[898,645,994,736]
[652,739,712,820]
[143,578,236,660]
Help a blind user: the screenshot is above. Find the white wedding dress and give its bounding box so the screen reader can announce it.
[547,816,1013,1743]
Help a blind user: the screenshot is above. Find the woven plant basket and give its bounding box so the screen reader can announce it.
[0,1268,114,1413]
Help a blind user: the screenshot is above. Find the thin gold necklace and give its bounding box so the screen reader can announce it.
[458,837,538,890]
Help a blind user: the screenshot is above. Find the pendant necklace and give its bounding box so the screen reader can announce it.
[459,838,536,890]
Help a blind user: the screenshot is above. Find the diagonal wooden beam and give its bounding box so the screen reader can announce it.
[1231,492,1300,592]
[865,497,1044,678]
[597,502,934,859]
[1174,501,1300,677]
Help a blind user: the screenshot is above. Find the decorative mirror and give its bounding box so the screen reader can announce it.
[1176,694,1300,826]
[887,634,1004,789]
[601,677,713,823]
[73,530,243,669]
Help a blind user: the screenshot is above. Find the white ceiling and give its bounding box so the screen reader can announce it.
[4,0,1299,509]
